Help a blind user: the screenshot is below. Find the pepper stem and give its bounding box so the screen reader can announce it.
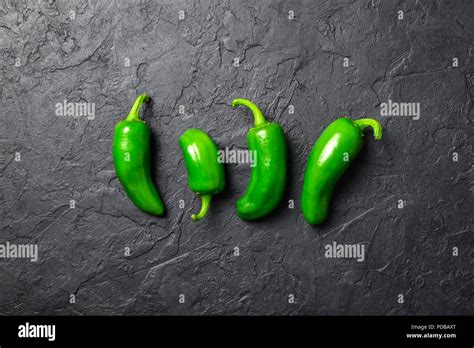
[354,118,383,140]
[191,195,212,221]
[231,98,267,127]
[126,93,151,122]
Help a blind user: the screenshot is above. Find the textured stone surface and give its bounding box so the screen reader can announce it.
[0,0,472,315]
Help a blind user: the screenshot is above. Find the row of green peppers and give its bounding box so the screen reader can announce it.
[113,94,382,225]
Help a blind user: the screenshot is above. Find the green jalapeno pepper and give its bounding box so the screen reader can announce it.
[179,128,225,221]
[231,98,287,220]
[301,118,382,225]
[112,94,165,216]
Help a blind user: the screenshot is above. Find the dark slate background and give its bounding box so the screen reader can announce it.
[0,0,472,315]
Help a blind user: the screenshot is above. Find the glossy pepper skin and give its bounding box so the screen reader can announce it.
[231,98,287,220]
[179,128,225,221]
[112,94,165,216]
[301,118,382,225]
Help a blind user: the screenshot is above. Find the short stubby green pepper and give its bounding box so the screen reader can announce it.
[231,98,287,220]
[179,128,225,221]
[112,94,165,216]
[301,118,382,225]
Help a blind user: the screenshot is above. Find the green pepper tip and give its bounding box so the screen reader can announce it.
[354,118,383,140]
[191,195,212,221]
[231,98,267,127]
[126,93,151,122]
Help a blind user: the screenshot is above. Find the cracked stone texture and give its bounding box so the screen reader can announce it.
[0,0,472,315]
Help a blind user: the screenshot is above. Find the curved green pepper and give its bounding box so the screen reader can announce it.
[301,118,382,225]
[179,128,225,221]
[112,94,165,216]
[231,98,287,220]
